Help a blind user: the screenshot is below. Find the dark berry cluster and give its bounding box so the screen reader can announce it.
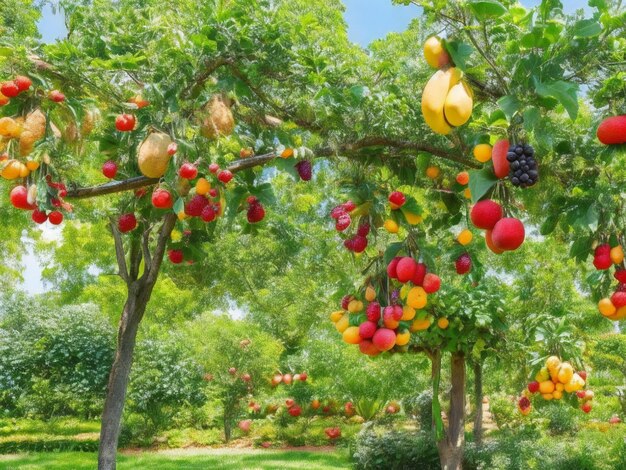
[507,143,538,188]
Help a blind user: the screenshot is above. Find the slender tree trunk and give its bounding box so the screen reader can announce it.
[472,360,483,445]
[438,352,466,470]
[97,213,176,470]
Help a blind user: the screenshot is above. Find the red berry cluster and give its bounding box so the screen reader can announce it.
[1,76,32,105]
[247,196,265,224]
[595,243,626,320]
[329,201,370,253]
[13,176,69,226]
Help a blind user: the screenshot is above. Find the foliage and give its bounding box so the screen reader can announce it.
[544,402,579,436]
[0,302,114,418]
[402,389,433,431]
[352,424,440,470]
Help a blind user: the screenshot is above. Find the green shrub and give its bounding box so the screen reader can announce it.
[489,396,518,430]
[544,403,578,435]
[402,390,433,430]
[352,423,439,470]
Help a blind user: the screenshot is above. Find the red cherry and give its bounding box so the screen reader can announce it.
[218,170,233,183]
[102,161,118,179]
[48,211,64,225]
[209,163,220,174]
[151,188,173,209]
[168,249,183,264]
[48,90,65,102]
[1,81,19,97]
[32,209,48,224]
[14,76,32,92]
[179,162,198,179]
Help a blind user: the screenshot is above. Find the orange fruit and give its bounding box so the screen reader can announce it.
[342,326,361,344]
[463,188,471,199]
[456,171,469,185]
[407,287,427,309]
[598,298,616,317]
[410,318,431,332]
[426,166,440,179]
[395,330,411,346]
[473,144,492,163]
[384,219,399,234]
[456,229,473,246]
[437,317,449,329]
[401,305,416,321]
[26,160,40,171]
[281,148,294,158]
[195,177,211,195]
[611,245,624,264]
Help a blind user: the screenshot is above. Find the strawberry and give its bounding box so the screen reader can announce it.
[247,202,265,223]
[102,161,118,179]
[335,214,351,231]
[168,249,183,264]
[118,213,138,233]
[185,195,209,217]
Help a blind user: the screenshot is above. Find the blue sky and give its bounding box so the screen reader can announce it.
[40,0,592,46]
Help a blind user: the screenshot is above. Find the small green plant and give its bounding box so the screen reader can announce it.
[545,403,578,436]
[354,398,384,421]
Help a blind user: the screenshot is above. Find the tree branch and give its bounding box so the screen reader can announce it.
[128,235,142,281]
[110,220,130,284]
[181,57,232,99]
[144,212,178,286]
[67,176,160,199]
[142,226,153,269]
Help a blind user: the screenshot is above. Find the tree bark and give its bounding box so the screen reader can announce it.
[97,214,176,470]
[438,352,466,470]
[472,360,483,446]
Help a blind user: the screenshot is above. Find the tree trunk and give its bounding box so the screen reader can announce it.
[97,213,176,470]
[438,352,466,470]
[472,360,483,445]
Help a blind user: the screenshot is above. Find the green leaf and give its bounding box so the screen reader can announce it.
[573,19,602,38]
[497,95,520,119]
[384,242,404,265]
[444,40,473,71]
[534,80,579,120]
[173,198,184,216]
[569,236,592,262]
[441,192,461,215]
[468,169,497,203]
[523,107,540,131]
[540,215,560,235]
[468,0,507,18]
[349,85,370,102]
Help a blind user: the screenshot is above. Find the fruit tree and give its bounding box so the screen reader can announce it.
[1,1,625,470]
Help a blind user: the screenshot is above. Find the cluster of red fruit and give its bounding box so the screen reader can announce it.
[285,398,302,417]
[329,200,369,253]
[270,372,307,386]
[331,258,443,356]
[594,242,626,321]
[10,175,69,226]
[0,76,33,105]
[227,366,253,384]
[520,356,590,414]
[470,199,525,253]
[113,96,150,132]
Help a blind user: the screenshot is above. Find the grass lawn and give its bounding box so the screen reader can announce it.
[0,448,351,469]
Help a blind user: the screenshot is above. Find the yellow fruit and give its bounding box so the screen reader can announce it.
[195,177,211,195]
[177,210,187,221]
[553,390,563,400]
[1,159,22,180]
[407,287,427,309]
[611,245,624,264]
[342,326,361,344]
[19,131,35,156]
[400,284,410,300]
[457,229,473,246]
[410,318,431,332]
[444,81,473,127]
[473,144,492,163]
[170,230,182,242]
[421,67,462,135]
[598,298,616,317]
[423,37,450,69]
[348,300,363,313]
[18,163,29,178]
[200,95,234,139]
[330,311,344,323]
[384,219,399,234]
[335,314,350,333]
[426,166,440,179]
[395,330,411,346]
[0,117,21,138]
[555,383,564,392]
[546,356,561,376]
[281,148,294,158]
[535,367,550,383]
[557,363,574,384]
[539,381,555,394]
[564,374,585,393]
[612,306,626,320]
[542,393,554,400]
[437,317,449,329]
[401,305,416,321]
[26,160,40,171]
[463,188,471,199]
[138,132,173,178]
[365,285,376,302]
[520,406,531,415]
[402,209,423,225]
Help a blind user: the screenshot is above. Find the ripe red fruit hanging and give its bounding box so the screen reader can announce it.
[335,214,351,231]
[185,195,209,217]
[10,186,36,210]
[288,405,302,417]
[151,188,173,209]
[48,211,64,225]
[492,139,510,179]
[14,76,32,92]
[518,396,531,411]
[351,235,368,253]
[118,213,138,233]
[470,200,503,230]
[485,230,505,254]
[201,204,216,222]
[597,116,626,145]
[387,257,402,279]
[611,291,626,308]
[330,206,346,219]
[491,218,525,251]
[388,191,406,209]
[527,381,540,393]
[357,223,370,237]
[341,295,354,310]
[247,201,266,224]
[578,371,587,381]
[167,142,177,155]
[593,244,612,270]
[391,305,403,321]
[359,339,380,356]
[412,263,427,286]
[48,90,65,102]
[396,257,417,283]
[1,81,19,97]
[343,200,356,212]
[115,113,135,131]
[581,402,592,414]
[295,160,312,181]
[422,273,441,293]
[372,328,396,352]
[615,270,626,284]
[179,162,198,179]
[366,302,381,322]
[209,163,220,173]
[168,249,183,264]
[218,170,233,183]
[455,253,472,275]
[32,209,48,224]
[102,161,118,179]
[359,321,378,339]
